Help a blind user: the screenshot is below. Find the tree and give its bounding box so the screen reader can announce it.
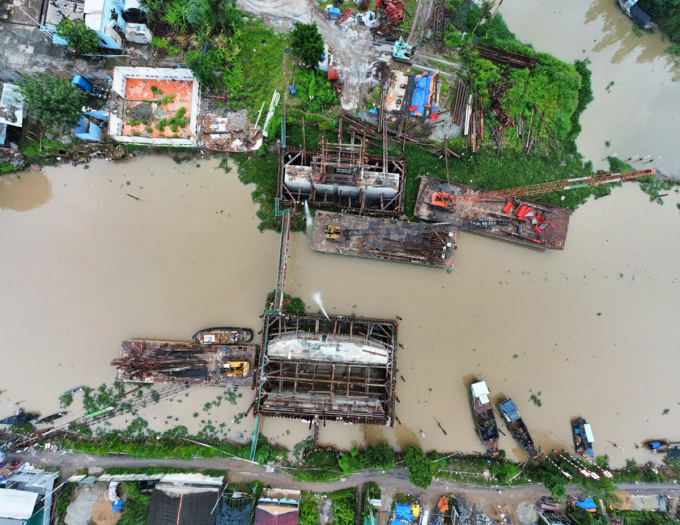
[290,22,324,67]
[19,74,87,127]
[404,445,434,489]
[489,460,520,483]
[362,441,395,471]
[56,19,100,54]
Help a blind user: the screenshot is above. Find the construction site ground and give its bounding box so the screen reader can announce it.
[238,0,402,109]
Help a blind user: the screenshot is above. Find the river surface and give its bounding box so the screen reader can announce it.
[1,158,679,467]
[500,0,680,178]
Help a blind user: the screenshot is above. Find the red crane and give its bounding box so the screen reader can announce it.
[431,169,656,209]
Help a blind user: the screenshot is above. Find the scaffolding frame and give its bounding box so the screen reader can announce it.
[253,313,398,426]
[277,138,407,216]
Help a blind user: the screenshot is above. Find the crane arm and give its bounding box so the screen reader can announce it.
[439,169,656,205]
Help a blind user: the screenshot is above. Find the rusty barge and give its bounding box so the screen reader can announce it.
[112,340,257,387]
[253,313,398,426]
[310,211,457,268]
[415,177,570,250]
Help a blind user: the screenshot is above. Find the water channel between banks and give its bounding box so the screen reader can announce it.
[1,157,679,466]
[500,0,680,178]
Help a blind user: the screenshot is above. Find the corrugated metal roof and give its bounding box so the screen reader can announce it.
[0,84,23,127]
[254,506,299,525]
[0,489,39,520]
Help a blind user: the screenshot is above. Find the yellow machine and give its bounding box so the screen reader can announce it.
[224,361,249,378]
[325,224,343,242]
[412,503,420,517]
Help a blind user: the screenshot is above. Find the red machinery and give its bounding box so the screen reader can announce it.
[430,169,656,208]
[377,0,405,24]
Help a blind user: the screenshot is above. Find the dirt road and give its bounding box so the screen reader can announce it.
[9,451,680,523]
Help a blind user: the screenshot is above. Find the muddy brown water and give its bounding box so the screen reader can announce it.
[1,158,679,467]
[499,0,680,178]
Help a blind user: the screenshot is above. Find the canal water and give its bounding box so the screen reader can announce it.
[499,0,680,178]
[1,157,679,466]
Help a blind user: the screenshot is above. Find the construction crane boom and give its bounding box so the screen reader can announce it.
[432,169,656,207]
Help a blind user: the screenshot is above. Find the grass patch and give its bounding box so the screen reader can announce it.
[230,22,286,119]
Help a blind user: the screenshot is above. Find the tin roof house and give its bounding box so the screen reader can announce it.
[0,464,58,525]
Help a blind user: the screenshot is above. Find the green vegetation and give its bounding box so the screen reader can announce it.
[290,441,395,482]
[290,23,324,67]
[55,483,77,516]
[19,74,87,127]
[150,36,182,56]
[0,162,19,175]
[638,0,680,42]
[292,68,338,113]
[330,488,357,525]
[56,19,100,54]
[59,393,73,408]
[609,511,680,525]
[404,445,434,489]
[118,482,151,525]
[299,492,321,525]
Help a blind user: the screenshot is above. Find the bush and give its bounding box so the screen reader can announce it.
[404,446,434,489]
[299,492,320,525]
[187,47,225,89]
[290,22,324,66]
[331,490,357,525]
[56,19,100,54]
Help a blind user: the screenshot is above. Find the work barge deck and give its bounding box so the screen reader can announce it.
[254,314,397,426]
[414,177,571,250]
[311,211,457,268]
[277,135,407,216]
[112,340,257,387]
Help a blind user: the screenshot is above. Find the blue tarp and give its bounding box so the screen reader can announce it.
[329,7,342,19]
[112,500,125,512]
[650,441,661,449]
[409,73,438,117]
[499,399,520,422]
[391,503,415,524]
[576,498,597,510]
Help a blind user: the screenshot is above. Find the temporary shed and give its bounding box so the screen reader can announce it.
[0,489,39,521]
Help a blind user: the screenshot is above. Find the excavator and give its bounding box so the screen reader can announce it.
[430,169,656,209]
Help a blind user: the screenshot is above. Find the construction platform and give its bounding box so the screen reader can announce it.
[310,211,457,268]
[253,314,397,426]
[414,177,571,250]
[112,340,257,387]
[277,136,406,216]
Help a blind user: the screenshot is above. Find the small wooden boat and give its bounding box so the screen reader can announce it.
[63,386,84,396]
[498,399,538,458]
[642,439,680,453]
[193,327,253,344]
[470,380,499,455]
[571,417,595,457]
[36,412,68,424]
[0,409,39,426]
